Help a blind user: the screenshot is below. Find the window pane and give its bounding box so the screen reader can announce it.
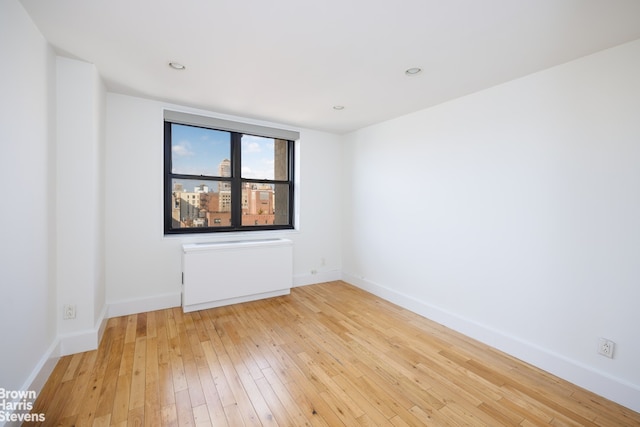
[171,124,231,177]
[273,183,290,225]
[241,136,288,180]
[170,179,231,229]
[241,183,289,226]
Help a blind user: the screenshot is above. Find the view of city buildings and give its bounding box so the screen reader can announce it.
[171,159,279,228]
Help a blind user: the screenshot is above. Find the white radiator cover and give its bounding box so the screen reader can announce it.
[181,238,293,312]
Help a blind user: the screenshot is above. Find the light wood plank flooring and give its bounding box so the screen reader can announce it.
[30,281,640,426]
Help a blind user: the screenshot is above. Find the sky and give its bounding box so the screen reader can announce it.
[171,124,278,192]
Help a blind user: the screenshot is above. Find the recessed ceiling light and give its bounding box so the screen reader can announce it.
[169,62,186,70]
[405,67,422,76]
[333,105,345,110]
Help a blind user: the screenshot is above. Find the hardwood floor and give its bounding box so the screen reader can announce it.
[30,281,639,426]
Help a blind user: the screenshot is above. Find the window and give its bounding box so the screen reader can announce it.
[164,111,297,234]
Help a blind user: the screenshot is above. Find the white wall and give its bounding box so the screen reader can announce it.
[56,57,107,354]
[105,94,342,315]
[342,39,640,411]
[0,0,57,394]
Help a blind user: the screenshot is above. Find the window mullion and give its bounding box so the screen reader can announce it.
[231,133,243,228]
[288,141,295,226]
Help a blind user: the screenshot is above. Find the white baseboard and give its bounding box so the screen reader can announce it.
[342,272,640,413]
[58,304,108,356]
[107,292,181,318]
[22,338,60,395]
[293,269,342,287]
[0,305,110,426]
[106,273,341,316]
[96,305,108,344]
[0,339,60,427]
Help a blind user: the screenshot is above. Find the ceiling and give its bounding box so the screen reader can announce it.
[20,0,640,134]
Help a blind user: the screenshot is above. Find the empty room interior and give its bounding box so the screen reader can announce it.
[2,0,640,425]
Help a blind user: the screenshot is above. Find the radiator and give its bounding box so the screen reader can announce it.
[181,238,293,312]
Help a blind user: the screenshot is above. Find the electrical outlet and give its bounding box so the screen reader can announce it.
[598,338,615,358]
[63,304,76,320]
